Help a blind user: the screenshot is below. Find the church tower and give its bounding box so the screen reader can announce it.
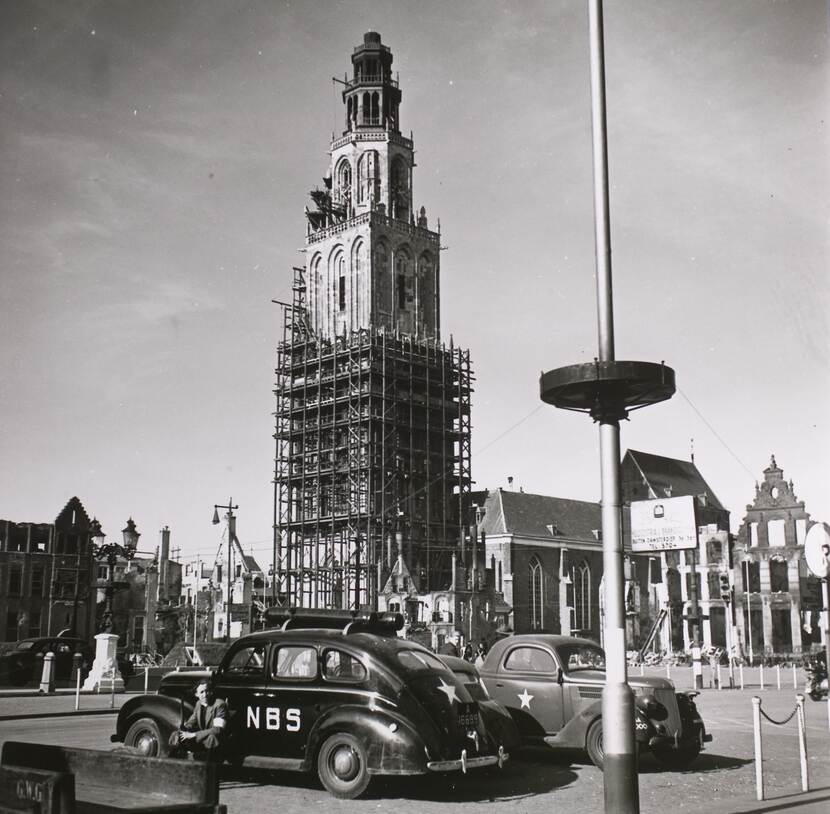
[274,33,472,612]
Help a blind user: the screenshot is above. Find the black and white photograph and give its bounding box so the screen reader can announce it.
[0,2,827,812]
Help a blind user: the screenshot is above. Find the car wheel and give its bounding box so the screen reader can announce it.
[124,717,170,758]
[654,741,701,770]
[317,732,371,799]
[586,719,604,769]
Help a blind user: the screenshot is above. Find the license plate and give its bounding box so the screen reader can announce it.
[457,703,478,727]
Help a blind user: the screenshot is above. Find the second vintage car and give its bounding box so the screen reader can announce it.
[112,609,516,799]
[479,634,711,769]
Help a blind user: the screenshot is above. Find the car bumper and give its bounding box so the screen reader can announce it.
[427,746,508,773]
[649,719,711,751]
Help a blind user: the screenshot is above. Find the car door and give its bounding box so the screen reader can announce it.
[488,643,565,738]
[214,640,270,756]
[264,643,323,760]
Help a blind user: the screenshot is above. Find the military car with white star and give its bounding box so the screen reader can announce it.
[479,634,710,769]
[111,609,516,799]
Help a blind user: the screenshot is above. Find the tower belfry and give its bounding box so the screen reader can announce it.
[274,32,472,611]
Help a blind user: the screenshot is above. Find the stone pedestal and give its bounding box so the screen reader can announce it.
[81,633,125,692]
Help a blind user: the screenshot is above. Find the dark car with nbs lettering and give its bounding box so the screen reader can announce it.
[479,634,711,769]
[111,610,514,799]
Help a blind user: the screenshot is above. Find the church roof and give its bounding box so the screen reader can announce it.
[623,449,726,511]
[482,489,602,543]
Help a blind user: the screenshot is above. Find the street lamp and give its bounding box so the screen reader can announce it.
[91,518,140,634]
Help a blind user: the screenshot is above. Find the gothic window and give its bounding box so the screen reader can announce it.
[338,274,345,311]
[395,251,410,311]
[357,151,379,205]
[390,156,409,221]
[370,92,379,124]
[573,561,591,631]
[336,160,351,204]
[770,558,789,592]
[528,556,543,630]
[362,92,370,124]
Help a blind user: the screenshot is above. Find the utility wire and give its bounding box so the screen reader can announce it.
[677,387,757,481]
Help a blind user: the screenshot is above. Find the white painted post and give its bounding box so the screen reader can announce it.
[640,664,645,677]
[752,696,764,801]
[75,668,81,711]
[144,666,149,693]
[740,662,745,690]
[716,663,722,690]
[760,664,765,690]
[796,694,809,792]
[666,663,671,680]
[792,663,797,690]
[776,664,781,690]
[38,652,55,695]
[110,673,115,709]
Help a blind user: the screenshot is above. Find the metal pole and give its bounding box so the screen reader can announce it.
[796,693,809,792]
[688,548,703,690]
[587,5,637,809]
[227,505,233,641]
[752,696,764,801]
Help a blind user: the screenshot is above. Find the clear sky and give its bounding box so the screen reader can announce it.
[1,1,827,567]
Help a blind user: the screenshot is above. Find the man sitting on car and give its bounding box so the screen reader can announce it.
[173,680,228,761]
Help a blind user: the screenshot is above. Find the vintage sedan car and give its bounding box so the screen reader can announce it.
[479,634,711,769]
[0,636,135,688]
[111,610,512,799]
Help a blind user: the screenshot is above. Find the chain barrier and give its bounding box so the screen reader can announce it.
[752,695,809,802]
[758,704,798,726]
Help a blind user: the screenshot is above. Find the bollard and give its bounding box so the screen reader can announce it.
[740,662,745,690]
[75,666,81,711]
[38,651,56,695]
[71,652,83,686]
[760,664,765,690]
[752,696,764,801]
[110,672,116,709]
[145,666,149,693]
[640,664,645,677]
[776,664,781,690]
[796,694,809,792]
[716,663,722,690]
[666,663,671,680]
[792,663,797,690]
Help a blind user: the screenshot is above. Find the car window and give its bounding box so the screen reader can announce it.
[273,646,317,679]
[225,644,266,675]
[557,643,606,671]
[323,649,367,682]
[15,641,34,651]
[504,646,556,673]
[396,649,449,673]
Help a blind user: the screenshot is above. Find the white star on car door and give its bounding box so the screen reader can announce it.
[518,689,533,709]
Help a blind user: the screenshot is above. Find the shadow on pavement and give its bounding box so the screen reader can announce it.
[638,752,753,774]
[219,759,580,802]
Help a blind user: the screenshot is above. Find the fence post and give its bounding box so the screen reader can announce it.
[792,663,797,690]
[752,696,764,801]
[739,662,745,691]
[760,664,765,690]
[796,694,809,792]
[716,663,722,690]
[776,664,781,690]
[666,663,671,681]
[144,666,149,693]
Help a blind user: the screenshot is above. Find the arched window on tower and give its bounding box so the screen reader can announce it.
[573,561,591,632]
[395,251,410,311]
[336,160,352,207]
[390,156,409,222]
[362,92,370,124]
[357,151,379,205]
[371,92,379,125]
[528,556,543,630]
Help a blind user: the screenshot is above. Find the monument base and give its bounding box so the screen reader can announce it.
[82,633,126,693]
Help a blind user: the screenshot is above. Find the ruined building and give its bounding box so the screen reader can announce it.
[272,32,473,612]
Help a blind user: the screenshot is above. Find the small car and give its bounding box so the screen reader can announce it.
[0,636,135,688]
[111,610,513,799]
[479,634,711,769]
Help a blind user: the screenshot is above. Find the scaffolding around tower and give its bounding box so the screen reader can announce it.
[272,266,473,611]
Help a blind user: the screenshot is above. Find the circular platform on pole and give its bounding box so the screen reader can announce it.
[540,360,675,421]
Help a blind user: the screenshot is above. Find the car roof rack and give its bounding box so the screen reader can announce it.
[263,607,403,636]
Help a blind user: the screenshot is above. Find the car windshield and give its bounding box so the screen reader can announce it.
[557,643,606,671]
[15,641,34,650]
[396,649,450,674]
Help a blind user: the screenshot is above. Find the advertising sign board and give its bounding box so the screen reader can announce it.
[631,495,698,553]
[803,522,830,579]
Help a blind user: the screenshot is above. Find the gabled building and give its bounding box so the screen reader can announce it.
[621,449,732,653]
[733,456,820,660]
[0,497,98,643]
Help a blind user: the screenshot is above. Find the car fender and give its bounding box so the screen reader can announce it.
[548,698,602,749]
[114,694,191,742]
[304,705,430,775]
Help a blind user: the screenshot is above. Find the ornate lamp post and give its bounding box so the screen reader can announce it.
[91,518,140,633]
[82,518,140,692]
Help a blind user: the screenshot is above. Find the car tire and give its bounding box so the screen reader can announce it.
[586,719,604,769]
[124,717,170,758]
[317,732,371,799]
[653,741,701,770]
